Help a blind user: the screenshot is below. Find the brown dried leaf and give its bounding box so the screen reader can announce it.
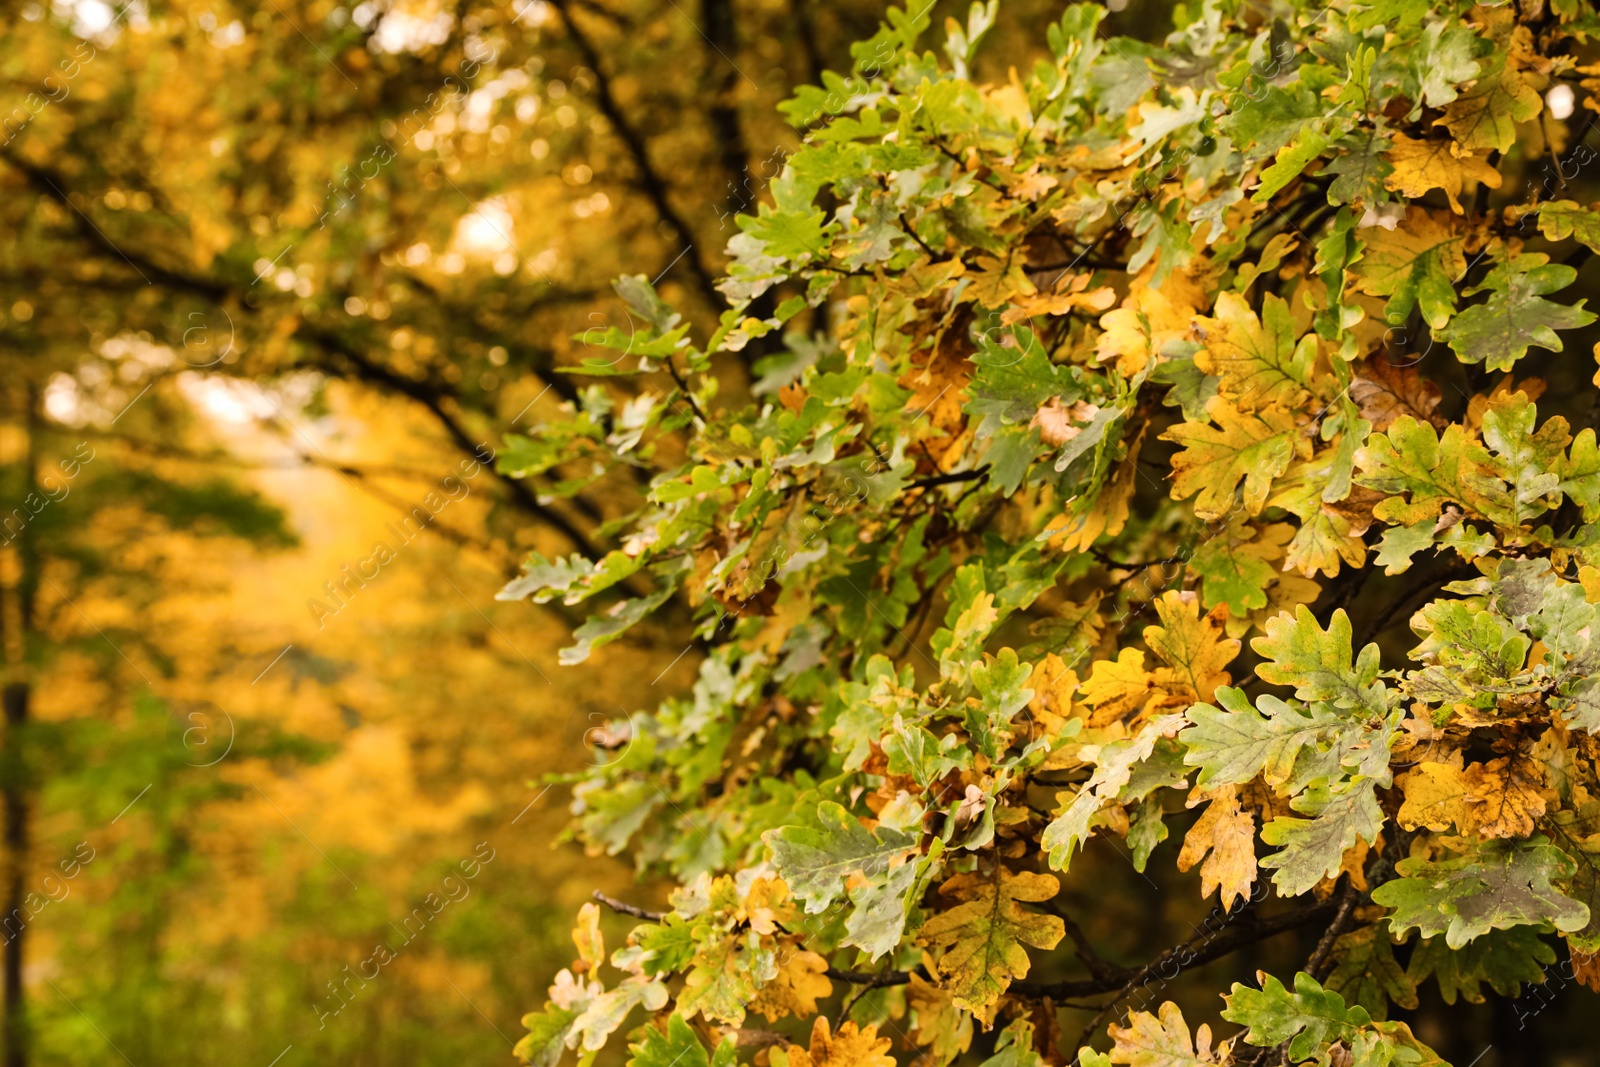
[1350,358,1445,432]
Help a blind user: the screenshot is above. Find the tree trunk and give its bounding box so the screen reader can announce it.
[0,382,34,1067]
[0,681,23,1067]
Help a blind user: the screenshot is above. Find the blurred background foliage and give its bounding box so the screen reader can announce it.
[2,0,1592,1065]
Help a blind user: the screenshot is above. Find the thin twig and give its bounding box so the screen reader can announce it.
[591,891,665,921]
[1305,885,1359,982]
[909,467,990,490]
[662,357,710,425]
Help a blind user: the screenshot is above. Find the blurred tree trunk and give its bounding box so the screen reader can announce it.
[0,382,34,1067]
[0,680,24,1067]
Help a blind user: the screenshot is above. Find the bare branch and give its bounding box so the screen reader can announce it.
[547,0,723,308]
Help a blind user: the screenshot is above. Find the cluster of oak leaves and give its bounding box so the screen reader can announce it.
[503,1,1600,1065]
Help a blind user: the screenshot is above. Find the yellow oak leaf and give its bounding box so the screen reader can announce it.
[1318,836,1373,897]
[1347,207,1466,329]
[1043,446,1139,553]
[778,1019,897,1067]
[950,592,1000,653]
[1244,572,1323,640]
[1384,134,1502,214]
[1026,653,1082,732]
[1096,265,1207,376]
[906,971,974,1067]
[917,868,1065,1026]
[1196,291,1313,412]
[1177,786,1257,910]
[1461,754,1547,839]
[1284,505,1369,579]
[967,255,1036,309]
[1164,397,1307,520]
[750,943,833,1022]
[1397,760,1475,833]
[1144,591,1239,703]
[572,901,604,969]
[1108,1001,1218,1067]
[1435,64,1541,154]
[1078,648,1161,726]
[743,875,799,934]
[1570,945,1600,993]
[1009,168,1059,202]
[1580,563,1600,604]
[898,331,971,440]
[1004,272,1115,323]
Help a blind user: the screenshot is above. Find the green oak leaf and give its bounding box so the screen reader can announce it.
[1149,351,1219,422]
[981,1018,1047,1067]
[1531,200,1600,254]
[1181,687,1345,791]
[886,716,971,785]
[1373,521,1435,575]
[964,327,1075,439]
[1372,836,1590,949]
[843,850,923,959]
[1253,126,1330,203]
[626,1014,734,1067]
[1043,717,1183,869]
[1348,207,1464,331]
[1405,926,1556,1004]
[1127,794,1170,873]
[1436,60,1540,154]
[1405,599,1531,708]
[1412,21,1481,108]
[765,801,919,913]
[514,1006,580,1067]
[1436,254,1596,373]
[967,648,1035,760]
[1251,606,1389,716]
[1223,971,1441,1067]
[1325,925,1417,1020]
[1559,428,1600,522]
[1259,780,1384,896]
[1187,518,1283,616]
[1543,807,1600,951]
[1324,132,1393,207]
[571,977,671,1051]
[1478,393,1569,527]
[1355,417,1485,526]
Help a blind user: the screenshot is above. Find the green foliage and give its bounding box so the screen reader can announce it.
[1222,973,1442,1067]
[504,1,1600,1064]
[1373,837,1589,949]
